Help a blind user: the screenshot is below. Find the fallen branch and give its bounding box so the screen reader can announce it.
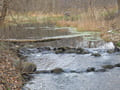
[0,38,61,43]
[0,34,82,43]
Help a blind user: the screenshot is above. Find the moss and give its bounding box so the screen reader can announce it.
[116,42,120,47]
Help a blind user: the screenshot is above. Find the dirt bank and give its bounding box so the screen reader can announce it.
[0,49,23,90]
[101,31,120,47]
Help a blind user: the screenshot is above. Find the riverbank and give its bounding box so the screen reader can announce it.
[101,30,120,47]
[0,46,23,90]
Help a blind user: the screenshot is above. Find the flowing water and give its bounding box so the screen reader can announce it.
[17,26,120,90]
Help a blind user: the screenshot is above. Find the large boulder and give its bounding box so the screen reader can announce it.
[14,60,37,74]
[21,62,37,74]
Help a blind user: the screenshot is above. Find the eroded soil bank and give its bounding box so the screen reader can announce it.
[0,48,23,90]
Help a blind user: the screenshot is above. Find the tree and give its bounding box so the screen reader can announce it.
[117,0,120,14]
[0,0,9,23]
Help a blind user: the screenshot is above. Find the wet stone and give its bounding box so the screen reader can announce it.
[22,74,34,82]
[37,47,51,52]
[76,48,84,54]
[114,63,120,67]
[35,70,50,74]
[102,65,114,69]
[115,46,120,52]
[69,70,82,73]
[55,49,65,54]
[65,48,76,53]
[51,68,64,74]
[54,47,90,54]
[86,67,95,72]
[91,53,101,57]
[107,49,115,54]
[76,48,89,54]
[54,47,66,54]
[95,69,106,72]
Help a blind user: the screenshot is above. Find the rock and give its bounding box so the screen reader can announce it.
[76,48,89,54]
[91,53,101,57]
[107,49,115,54]
[76,48,84,54]
[115,46,120,52]
[102,65,114,69]
[95,69,106,72]
[22,73,33,82]
[55,49,64,54]
[37,47,51,52]
[65,48,76,53]
[70,70,82,73]
[54,47,69,54]
[86,67,95,72]
[35,70,50,74]
[51,68,64,74]
[54,47,89,54]
[21,62,37,73]
[82,50,90,54]
[114,63,120,67]
[70,70,77,73]
[14,61,37,74]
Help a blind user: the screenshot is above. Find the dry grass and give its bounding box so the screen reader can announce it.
[0,5,118,37]
[4,6,118,32]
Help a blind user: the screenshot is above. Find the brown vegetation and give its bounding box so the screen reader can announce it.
[0,49,22,90]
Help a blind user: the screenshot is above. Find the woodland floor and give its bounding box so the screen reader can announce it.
[0,49,22,90]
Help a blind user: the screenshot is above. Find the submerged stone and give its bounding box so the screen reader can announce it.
[65,48,76,53]
[76,48,89,54]
[91,53,101,57]
[54,47,66,54]
[95,69,106,72]
[102,65,114,69]
[51,68,64,74]
[86,67,95,72]
[35,70,50,74]
[37,47,51,52]
[55,49,65,54]
[107,49,115,54]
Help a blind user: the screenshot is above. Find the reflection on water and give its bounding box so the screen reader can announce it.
[0,25,104,48]
[0,25,70,39]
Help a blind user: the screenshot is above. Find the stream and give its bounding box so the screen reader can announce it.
[18,26,120,90]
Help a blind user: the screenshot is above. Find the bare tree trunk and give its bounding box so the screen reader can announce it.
[117,0,120,14]
[0,0,8,23]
